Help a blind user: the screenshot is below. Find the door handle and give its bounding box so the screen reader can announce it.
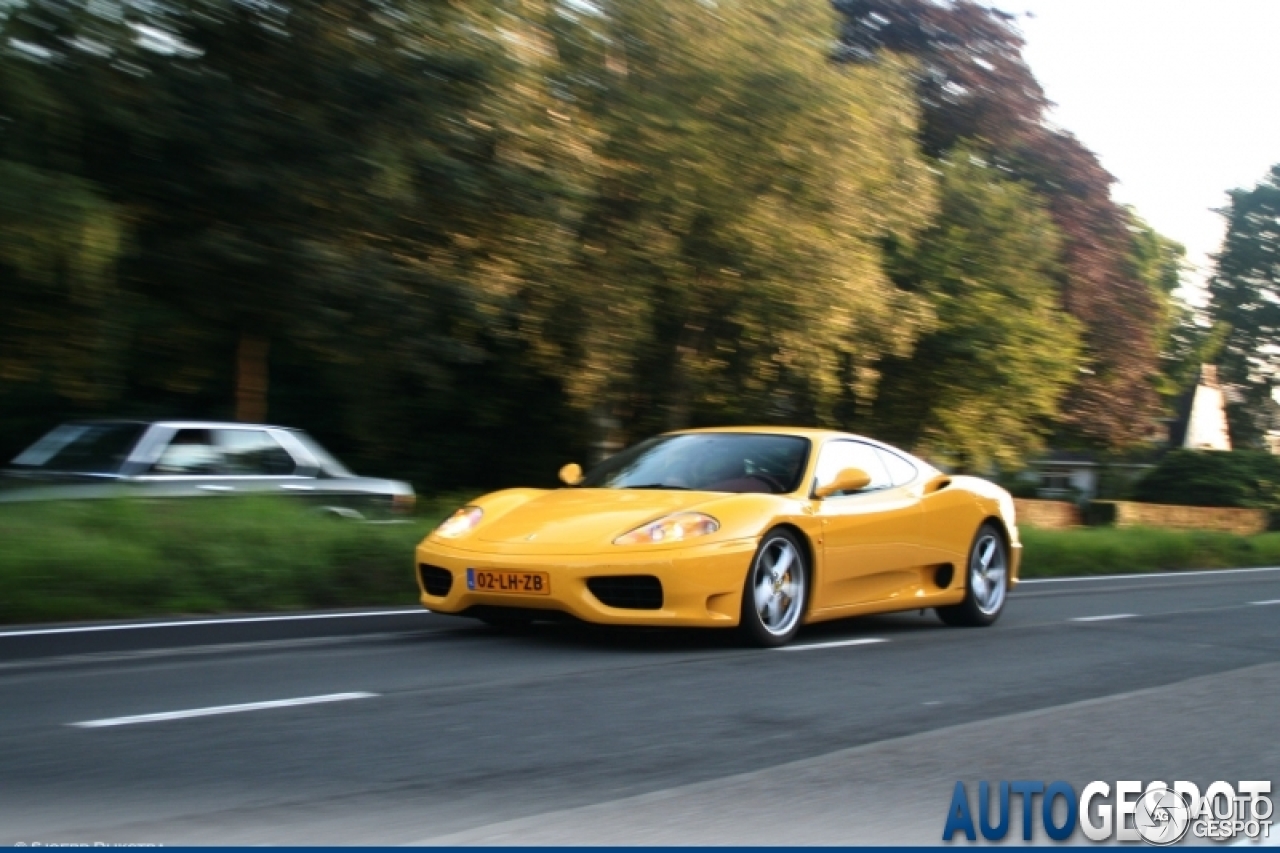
[280,484,315,491]
[197,484,235,492]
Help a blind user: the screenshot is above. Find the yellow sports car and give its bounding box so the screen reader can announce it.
[415,427,1020,646]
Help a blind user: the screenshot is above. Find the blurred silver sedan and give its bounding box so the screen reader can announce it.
[1,421,415,519]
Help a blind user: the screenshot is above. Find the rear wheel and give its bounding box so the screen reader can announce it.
[739,529,809,647]
[937,522,1008,627]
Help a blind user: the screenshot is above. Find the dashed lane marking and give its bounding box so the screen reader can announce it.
[1070,613,1138,622]
[69,691,378,728]
[775,638,888,652]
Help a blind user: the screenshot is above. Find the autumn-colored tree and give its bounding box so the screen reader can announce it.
[1011,131,1163,447]
[835,0,1172,451]
[832,0,1048,155]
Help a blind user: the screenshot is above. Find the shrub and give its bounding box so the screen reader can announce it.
[0,496,458,624]
[1020,526,1280,577]
[1132,449,1280,509]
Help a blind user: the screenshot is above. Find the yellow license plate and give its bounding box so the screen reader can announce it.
[466,569,550,595]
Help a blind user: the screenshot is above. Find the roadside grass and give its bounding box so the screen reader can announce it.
[5,496,1280,625]
[0,495,468,625]
[1019,526,1280,577]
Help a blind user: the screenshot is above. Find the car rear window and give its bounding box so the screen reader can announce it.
[10,423,147,474]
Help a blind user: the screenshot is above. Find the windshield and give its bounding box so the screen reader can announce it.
[9,422,147,474]
[578,433,810,494]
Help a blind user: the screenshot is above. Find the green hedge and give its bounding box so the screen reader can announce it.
[1133,449,1280,509]
[1019,526,1280,577]
[0,496,462,625]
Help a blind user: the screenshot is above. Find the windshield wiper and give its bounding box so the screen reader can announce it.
[622,483,693,490]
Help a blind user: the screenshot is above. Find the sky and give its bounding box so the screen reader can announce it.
[993,1,1280,293]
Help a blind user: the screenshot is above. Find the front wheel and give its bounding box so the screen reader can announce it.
[739,529,809,647]
[937,523,1008,627]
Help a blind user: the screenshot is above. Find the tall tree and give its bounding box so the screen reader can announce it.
[835,0,1171,451]
[550,0,935,437]
[1209,164,1280,447]
[1012,131,1164,447]
[872,153,1079,467]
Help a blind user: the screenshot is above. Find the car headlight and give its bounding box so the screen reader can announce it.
[614,512,719,545]
[435,506,483,538]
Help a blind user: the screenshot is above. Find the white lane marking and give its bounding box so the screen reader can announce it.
[776,638,887,652]
[1071,613,1138,622]
[1250,599,1280,606]
[1020,566,1280,584]
[69,692,378,728]
[0,609,427,639]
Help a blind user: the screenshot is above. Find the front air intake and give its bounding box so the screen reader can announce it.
[418,564,453,597]
[587,575,663,610]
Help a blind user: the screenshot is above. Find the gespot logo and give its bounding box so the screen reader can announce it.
[942,779,1273,844]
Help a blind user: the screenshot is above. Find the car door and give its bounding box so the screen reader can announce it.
[810,440,924,611]
[132,427,231,497]
[211,428,315,496]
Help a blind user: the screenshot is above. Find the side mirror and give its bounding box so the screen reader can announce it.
[814,467,871,498]
[923,473,951,494]
[558,463,584,486]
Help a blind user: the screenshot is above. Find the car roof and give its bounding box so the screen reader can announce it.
[70,419,297,432]
[152,421,296,431]
[669,426,858,441]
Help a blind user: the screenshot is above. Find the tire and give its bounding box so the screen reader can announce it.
[937,522,1008,627]
[739,529,809,647]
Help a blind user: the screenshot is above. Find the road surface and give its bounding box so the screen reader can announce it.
[2,568,1278,845]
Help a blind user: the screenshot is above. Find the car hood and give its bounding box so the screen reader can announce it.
[476,488,719,547]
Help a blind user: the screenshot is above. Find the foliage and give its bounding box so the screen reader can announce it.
[1020,525,1280,577]
[0,0,593,487]
[1209,164,1280,448]
[835,0,1173,450]
[871,152,1079,468]
[831,0,1047,157]
[549,0,935,435]
[1132,449,1280,509]
[0,0,1188,490]
[1012,131,1165,448]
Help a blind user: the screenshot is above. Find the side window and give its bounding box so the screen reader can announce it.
[878,448,918,487]
[216,430,297,476]
[814,441,891,496]
[151,429,223,475]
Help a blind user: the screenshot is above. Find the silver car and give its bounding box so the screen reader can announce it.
[1,421,415,519]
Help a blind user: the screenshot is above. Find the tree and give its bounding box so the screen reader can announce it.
[549,0,935,437]
[1209,164,1280,447]
[1012,131,1164,448]
[871,153,1079,468]
[834,0,1172,451]
[832,0,1047,156]
[0,0,596,485]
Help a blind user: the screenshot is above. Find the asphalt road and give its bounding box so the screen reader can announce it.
[1,568,1278,845]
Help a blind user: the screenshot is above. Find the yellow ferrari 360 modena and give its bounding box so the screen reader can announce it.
[415,427,1020,646]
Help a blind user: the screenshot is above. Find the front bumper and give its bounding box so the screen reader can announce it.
[415,537,759,627]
